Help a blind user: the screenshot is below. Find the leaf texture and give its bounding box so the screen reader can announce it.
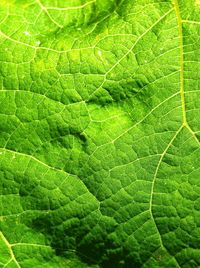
[0,0,200,267]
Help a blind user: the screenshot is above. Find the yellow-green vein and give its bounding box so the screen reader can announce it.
[0,232,21,268]
[173,0,187,126]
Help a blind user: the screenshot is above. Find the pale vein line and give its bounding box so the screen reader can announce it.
[0,148,101,205]
[3,259,12,268]
[86,91,180,162]
[149,126,182,268]
[35,0,63,28]
[148,3,197,265]
[0,29,139,53]
[173,0,187,126]
[11,243,51,249]
[182,19,200,25]
[0,232,21,268]
[89,8,174,98]
[46,0,96,11]
[185,90,200,94]
[149,126,182,213]
[0,6,9,26]
[0,147,70,176]
[0,30,36,49]
[186,125,200,146]
[0,89,85,108]
[0,29,95,53]
[112,91,180,143]
[173,0,200,145]
[109,154,160,172]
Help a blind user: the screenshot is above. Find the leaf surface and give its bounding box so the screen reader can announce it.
[0,0,200,267]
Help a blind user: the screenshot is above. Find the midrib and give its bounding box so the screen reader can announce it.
[173,0,187,126]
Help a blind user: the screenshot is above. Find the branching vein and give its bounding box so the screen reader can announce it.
[0,232,21,268]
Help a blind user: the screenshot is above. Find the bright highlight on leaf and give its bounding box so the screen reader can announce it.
[0,0,199,267]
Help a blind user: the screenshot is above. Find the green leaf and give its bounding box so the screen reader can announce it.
[0,0,199,267]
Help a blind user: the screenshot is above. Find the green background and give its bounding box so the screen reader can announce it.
[0,0,199,267]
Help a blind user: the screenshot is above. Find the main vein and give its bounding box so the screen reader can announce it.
[173,0,187,126]
[0,232,21,268]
